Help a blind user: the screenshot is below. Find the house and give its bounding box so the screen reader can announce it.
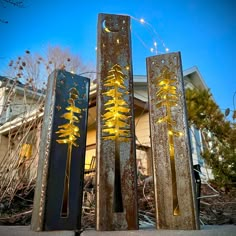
[0,66,212,198]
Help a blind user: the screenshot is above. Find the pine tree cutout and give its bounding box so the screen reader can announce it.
[102,64,130,212]
[155,66,183,216]
[56,87,81,217]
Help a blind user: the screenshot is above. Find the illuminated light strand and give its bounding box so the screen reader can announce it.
[130,15,170,54]
[132,30,151,51]
[94,15,170,56]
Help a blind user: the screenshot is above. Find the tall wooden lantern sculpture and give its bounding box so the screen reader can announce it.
[31,70,90,231]
[96,13,138,230]
[146,52,199,230]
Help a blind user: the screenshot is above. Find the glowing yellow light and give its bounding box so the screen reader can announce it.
[173,207,180,216]
[125,65,130,70]
[102,64,130,141]
[155,66,183,216]
[20,143,32,159]
[56,88,81,147]
[70,70,75,74]
[104,27,111,33]
[116,39,120,44]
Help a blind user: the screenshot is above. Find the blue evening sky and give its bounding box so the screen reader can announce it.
[0,0,235,115]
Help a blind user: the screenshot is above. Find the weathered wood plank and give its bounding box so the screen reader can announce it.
[146,52,199,230]
[96,13,138,230]
[31,70,90,231]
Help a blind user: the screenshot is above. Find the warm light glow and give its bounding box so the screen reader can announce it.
[55,87,82,217]
[125,65,130,70]
[56,88,81,147]
[102,64,130,141]
[155,66,183,216]
[104,27,111,33]
[19,143,32,159]
[115,81,120,85]
[173,207,180,216]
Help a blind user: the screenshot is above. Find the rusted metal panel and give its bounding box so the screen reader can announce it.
[146,52,199,230]
[31,70,90,231]
[96,13,138,230]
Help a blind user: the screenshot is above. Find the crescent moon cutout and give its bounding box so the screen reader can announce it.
[102,20,111,33]
[102,20,119,33]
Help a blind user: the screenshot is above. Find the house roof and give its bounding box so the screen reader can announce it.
[0,109,43,135]
[183,66,208,90]
[0,76,45,99]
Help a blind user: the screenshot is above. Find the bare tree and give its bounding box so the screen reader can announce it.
[6,45,95,88]
[0,45,95,203]
[0,0,25,23]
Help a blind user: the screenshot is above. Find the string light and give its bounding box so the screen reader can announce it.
[130,15,170,55]
[140,18,145,24]
[93,15,170,57]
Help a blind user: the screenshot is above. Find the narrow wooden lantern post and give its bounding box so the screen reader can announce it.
[146,52,199,230]
[31,70,90,231]
[96,13,138,230]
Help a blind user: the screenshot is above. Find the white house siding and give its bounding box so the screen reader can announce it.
[0,68,214,182]
[84,107,152,175]
[135,111,150,146]
[0,122,41,197]
[0,88,5,117]
[85,125,96,170]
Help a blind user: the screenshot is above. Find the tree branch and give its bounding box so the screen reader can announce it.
[1,0,25,8]
[0,18,8,23]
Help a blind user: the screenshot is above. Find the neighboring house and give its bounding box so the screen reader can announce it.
[0,66,212,196]
[0,76,44,195]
